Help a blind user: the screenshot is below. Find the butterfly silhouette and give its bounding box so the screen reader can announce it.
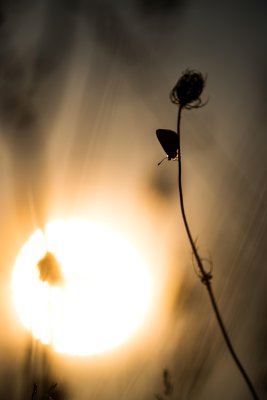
[156,129,179,165]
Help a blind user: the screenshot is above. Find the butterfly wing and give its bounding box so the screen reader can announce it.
[156,129,179,160]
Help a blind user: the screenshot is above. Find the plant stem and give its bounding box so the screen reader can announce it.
[176,105,260,400]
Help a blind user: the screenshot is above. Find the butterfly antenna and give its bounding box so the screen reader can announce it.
[157,156,168,166]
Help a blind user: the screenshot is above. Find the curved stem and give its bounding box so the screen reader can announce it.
[176,105,260,400]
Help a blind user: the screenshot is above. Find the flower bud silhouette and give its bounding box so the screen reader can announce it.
[170,69,206,109]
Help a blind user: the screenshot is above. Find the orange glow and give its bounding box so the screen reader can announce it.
[12,219,153,356]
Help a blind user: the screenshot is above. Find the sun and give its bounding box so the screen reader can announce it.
[12,219,153,356]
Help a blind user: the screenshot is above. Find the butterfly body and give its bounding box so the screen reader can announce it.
[156,129,179,161]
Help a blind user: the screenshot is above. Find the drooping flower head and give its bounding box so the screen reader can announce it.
[170,69,206,109]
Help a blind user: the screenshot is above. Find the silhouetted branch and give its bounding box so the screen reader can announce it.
[155,368,173,400]
[174,71,260,400]
[32,383,37,400]
[157,69,261,400]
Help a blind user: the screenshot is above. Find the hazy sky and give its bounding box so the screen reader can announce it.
[0,1,267,399]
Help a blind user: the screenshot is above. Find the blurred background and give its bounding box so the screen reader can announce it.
[0,0,266,399]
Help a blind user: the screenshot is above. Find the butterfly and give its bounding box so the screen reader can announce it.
[156,129,179,165]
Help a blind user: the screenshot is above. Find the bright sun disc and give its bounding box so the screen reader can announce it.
[12,219,152,356]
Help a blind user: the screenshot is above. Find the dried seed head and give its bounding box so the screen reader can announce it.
[170,69,206,109]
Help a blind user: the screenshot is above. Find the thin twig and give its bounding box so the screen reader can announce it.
[31,383,37,400]
[176,104,260,400]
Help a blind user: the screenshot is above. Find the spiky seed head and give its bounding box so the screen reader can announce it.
[170,69,206,109]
